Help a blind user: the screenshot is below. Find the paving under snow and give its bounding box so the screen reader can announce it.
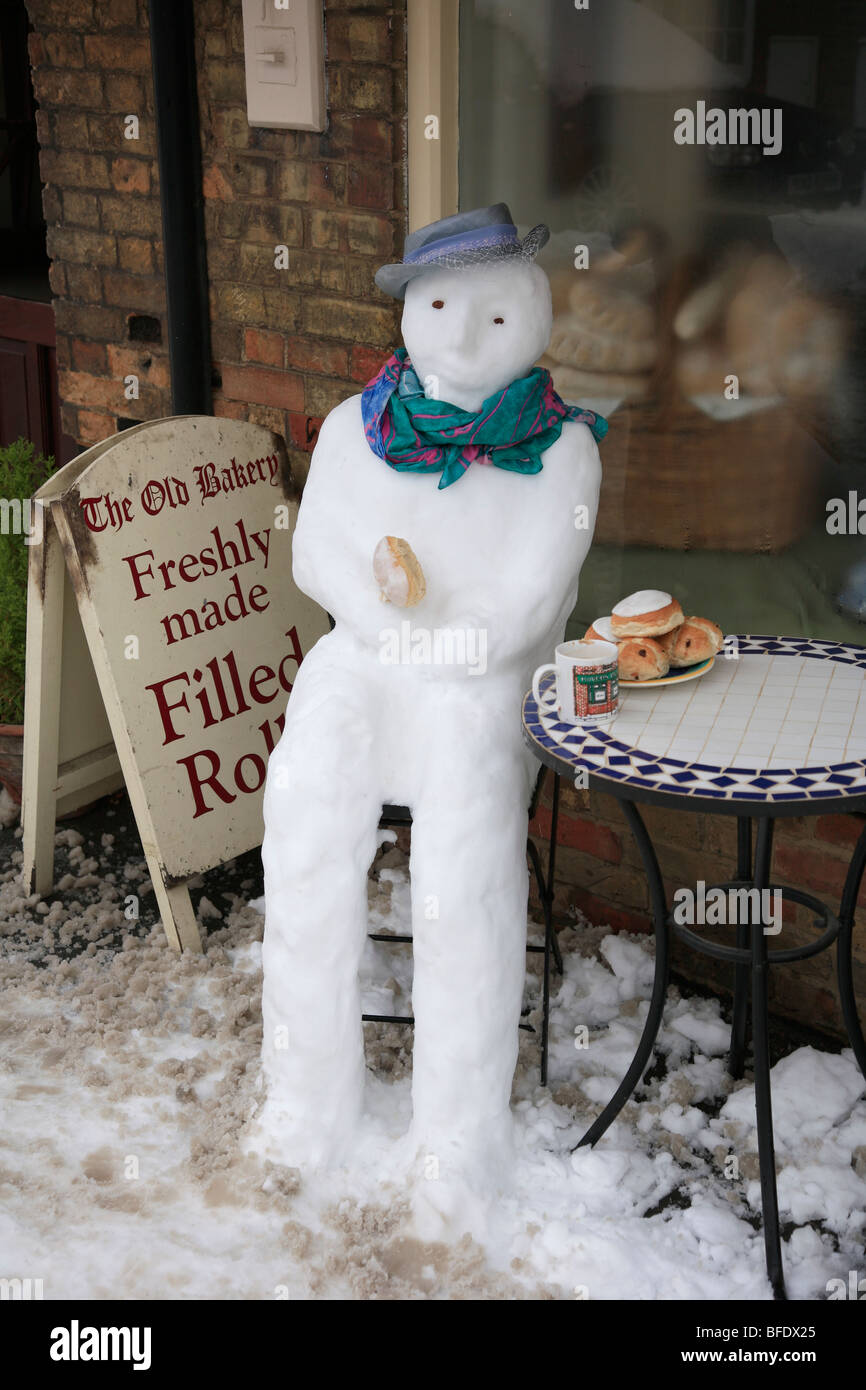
[1,823,864,1300]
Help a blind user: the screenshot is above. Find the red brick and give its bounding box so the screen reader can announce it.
[203,163,235,201]
[570,889,651,937]
[775,843,849,898]
[531,808,622,863]
[349,344,385,383]
[77,409,115,443]
[106,344,169,390]
[219,363,303,411]
[244,328,284,368]
[28,32,46,66]
[71,339,107,373]
[814,815,866,850]
[110,157,150,195]
[213,398,248,421]
[348,163,392,210]
[288,413,323,451]
[350,116,393,161]
[60,370,121,410]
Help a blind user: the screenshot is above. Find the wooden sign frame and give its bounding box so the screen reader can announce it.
[21,417,327,952]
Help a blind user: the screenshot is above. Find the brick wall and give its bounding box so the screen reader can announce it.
[24,0,406,479]
[529,779,866,1042]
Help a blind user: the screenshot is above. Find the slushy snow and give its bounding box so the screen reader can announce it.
[1,825,864,1300]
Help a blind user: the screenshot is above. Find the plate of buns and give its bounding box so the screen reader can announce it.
[585,589,724,687]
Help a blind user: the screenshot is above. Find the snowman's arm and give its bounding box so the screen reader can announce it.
[290,400,381,636]
[447,425,603,662]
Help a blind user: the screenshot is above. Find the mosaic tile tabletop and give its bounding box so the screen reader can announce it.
[522,636,866,805]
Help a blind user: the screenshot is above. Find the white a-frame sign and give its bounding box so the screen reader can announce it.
[21,416,329,951]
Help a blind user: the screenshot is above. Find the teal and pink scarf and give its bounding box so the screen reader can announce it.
[361,347,607,489]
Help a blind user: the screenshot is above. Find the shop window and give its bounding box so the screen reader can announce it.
[457,0,866,643]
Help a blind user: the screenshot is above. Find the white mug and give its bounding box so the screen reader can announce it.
[532,639,619,727]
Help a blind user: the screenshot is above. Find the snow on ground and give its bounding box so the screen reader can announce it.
[1,830,864,1300]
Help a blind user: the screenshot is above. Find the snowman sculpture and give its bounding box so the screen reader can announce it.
[245,205,606,1216]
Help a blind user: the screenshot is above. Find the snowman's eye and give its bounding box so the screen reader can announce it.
[432,299,445,309]
[493,316,505,324]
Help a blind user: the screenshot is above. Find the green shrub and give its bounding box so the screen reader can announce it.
[0,438,56,724]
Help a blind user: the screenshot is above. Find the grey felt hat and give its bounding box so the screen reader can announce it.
[374,202,550,300]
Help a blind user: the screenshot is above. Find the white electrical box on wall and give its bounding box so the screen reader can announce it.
[241,0,326,131]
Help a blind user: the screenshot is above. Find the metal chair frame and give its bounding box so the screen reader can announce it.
[363,767,563,1084]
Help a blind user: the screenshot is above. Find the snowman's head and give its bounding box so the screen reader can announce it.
[401,260,552,411]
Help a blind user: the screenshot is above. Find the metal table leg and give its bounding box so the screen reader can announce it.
[838,819,866,1080]
[540,773,561,1085]
[728,816,752,1079]
[527,772,563,1086]
[576,798,670,1149]
[749,815,786,1300]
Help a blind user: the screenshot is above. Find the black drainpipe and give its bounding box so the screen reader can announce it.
[148,0,213,415]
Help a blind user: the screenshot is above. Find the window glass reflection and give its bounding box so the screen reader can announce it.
[458,0,866,643]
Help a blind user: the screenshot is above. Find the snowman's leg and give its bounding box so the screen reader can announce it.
[245,643,382,1168]
[407,709,532,1193]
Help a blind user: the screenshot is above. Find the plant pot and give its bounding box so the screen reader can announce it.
[0,723,24,804]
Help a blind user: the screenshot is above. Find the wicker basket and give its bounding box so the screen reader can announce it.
[593,395,827,552]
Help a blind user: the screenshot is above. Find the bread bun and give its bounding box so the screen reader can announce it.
[610,589,684,638]
[669,616,723,667]
[618,637,670,681]
[373,536,426,607]
[584,615,616,643]
[548,314,657,374]
[654,627,679,659]
[539,358,651,401]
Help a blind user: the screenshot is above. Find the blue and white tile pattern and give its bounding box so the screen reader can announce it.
[522,636,866,804]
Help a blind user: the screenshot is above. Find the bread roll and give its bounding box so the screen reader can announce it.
[549,314,657,374]
[373,536,426,607]
[669,617,723,667]
[540,359,651,401]
[584,615,616,643]
[618,637,670,681]
[611,590,684,638]
[566,277,656,342]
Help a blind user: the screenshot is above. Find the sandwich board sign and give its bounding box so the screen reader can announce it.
[21,416,329,951]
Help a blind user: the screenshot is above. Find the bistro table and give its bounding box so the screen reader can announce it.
[522,635,866,1300]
